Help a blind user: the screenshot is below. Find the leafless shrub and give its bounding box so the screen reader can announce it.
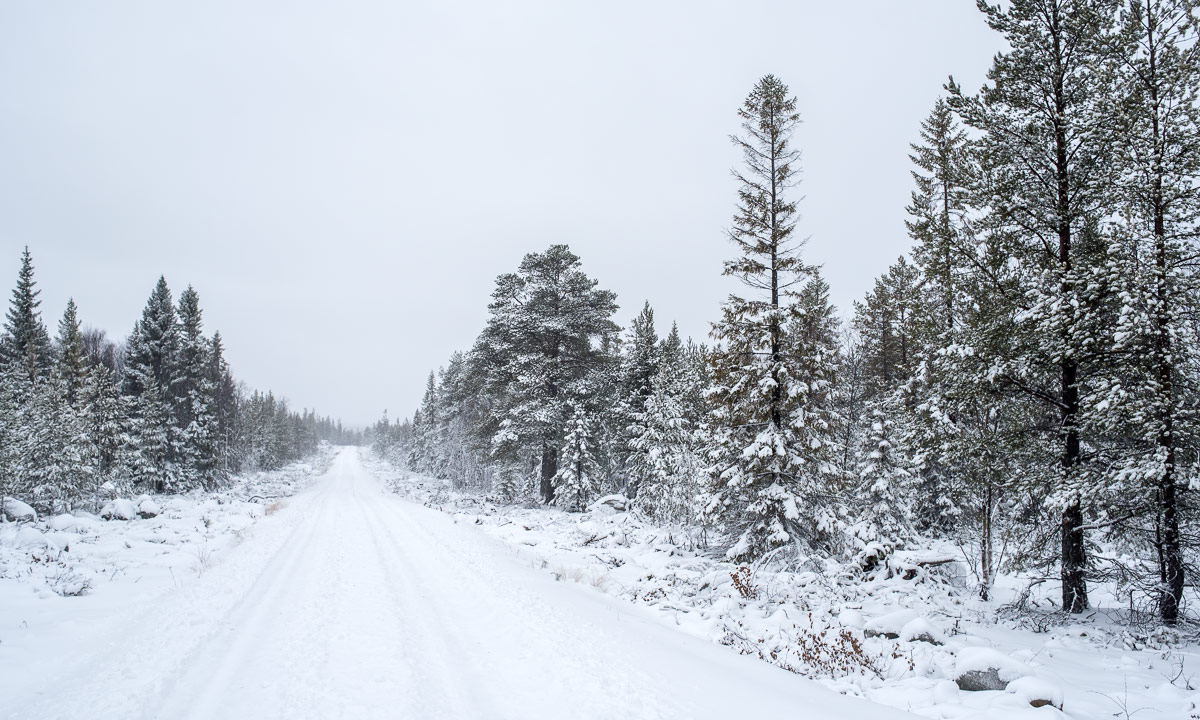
[730,565,758,599]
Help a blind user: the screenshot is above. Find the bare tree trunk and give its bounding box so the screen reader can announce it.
[980,482,993,601]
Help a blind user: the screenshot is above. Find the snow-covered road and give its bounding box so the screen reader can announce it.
[12,448,912,719]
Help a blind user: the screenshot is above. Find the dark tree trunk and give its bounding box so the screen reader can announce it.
[1052,4,1088,612]
[1141,3,1184,626]
[540,438,557,504]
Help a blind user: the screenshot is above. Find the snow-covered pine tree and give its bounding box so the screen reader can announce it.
[0,247,53,382]
[470,245,618,504]
[554,403,598,512]
[1094,0,1200,624]
[702,75,842,561]
[950,0,1117,613]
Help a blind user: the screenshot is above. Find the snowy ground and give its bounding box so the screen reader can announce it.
[370,456,1200,720]
[0,447,914,720]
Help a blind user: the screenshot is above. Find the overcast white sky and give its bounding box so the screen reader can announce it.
[0,1,999,428]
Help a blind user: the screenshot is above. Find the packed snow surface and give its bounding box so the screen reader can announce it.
[0,448,913,720]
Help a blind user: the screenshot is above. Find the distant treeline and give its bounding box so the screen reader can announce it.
[0,248,359,516]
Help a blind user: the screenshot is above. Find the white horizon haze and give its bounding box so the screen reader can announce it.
[0,1,999,427]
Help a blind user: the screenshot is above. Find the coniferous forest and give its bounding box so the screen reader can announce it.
[0,247,357,516]
[371,0,1200,628]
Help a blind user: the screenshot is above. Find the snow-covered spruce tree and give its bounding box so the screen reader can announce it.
[554,403,599,512]
[55,299,88,408]
[207,332,240,474]
[905,220,1047,600]
[616,301,660,495]
[853,257,922,402]
[22,369,97,514]
[950,0,1117,613]
[494,462,523,503]
[847,257,926,548]
[126,382,172,492]
[1092,0,1200,624]
[470,245,618,504]
[0,247,53,382]
[84,364,129,493]
[407,371,440,475]
[0,367,24,513]
[630,356,701,523]
[853,399,916,551]
[175,286,221,489]
[436,352,495,491]
[123,277,182,490]
[900,97,979,533]
[701,75,842,561]
[907,98,973,339]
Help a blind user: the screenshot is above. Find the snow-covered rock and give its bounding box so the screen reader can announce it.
[864,609,917,639]
[2,497,36,522]
[100,499,138,521]
[954,647,1030,691]
[1006,676,1064,709]
[137,499,161,519]
[589,495,628,513]
[899,617,945,645]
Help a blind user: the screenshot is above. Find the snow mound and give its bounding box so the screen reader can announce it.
[10,526,51,549]
[137,499,161,519]
[954,647,1031,691]
[47,514,78,531]
[2,497,36,522]
[1006,676,1064,709]
[838,608,865,630]
[100,499,138,521]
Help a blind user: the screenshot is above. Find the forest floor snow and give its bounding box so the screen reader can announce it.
[371,456,1200,720]
[0,447,911,720]
[0,447,336,719]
